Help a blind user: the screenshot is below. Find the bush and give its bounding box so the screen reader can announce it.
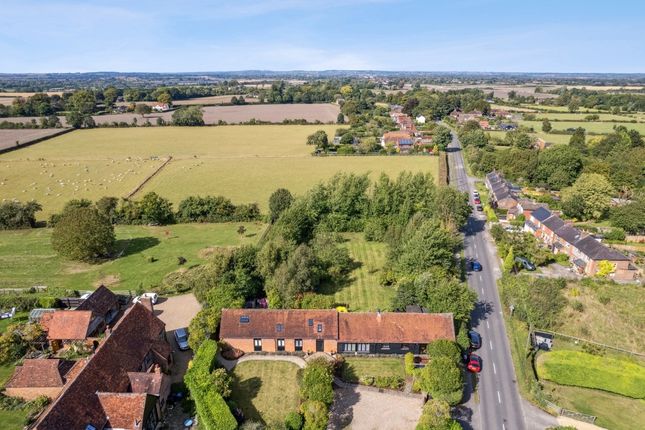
[598,295,611,305]
[284,411,304,430]
[604,228,626,241]
[417,356,463,406]
[0,200,41,230]
[301,358,334,405]
[426,340,461,364]
[51,206,115,262]
[405,352,415,376]
[571,300,584,312]
[38,296,58,308]
[300,400,328,430]
[299,293,334,309]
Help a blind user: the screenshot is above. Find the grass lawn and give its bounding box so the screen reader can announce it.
[0,409,29,430]
[324,233,395,312]
[519,120,645,134]
[0,222,265,291]
[486,130,574,146]
[0,126,437,217]
[230,361,301,427]
[536,350,645,399]
[542,381,645,430]
[340,356,405,383]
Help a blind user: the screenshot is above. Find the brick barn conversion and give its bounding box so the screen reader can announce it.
[220,309,455,355]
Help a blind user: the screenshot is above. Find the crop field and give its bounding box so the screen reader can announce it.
[519,120,645,134]
[173,95,260,105]
[0,222,265,291]
[519,104,602,113]
[0,126,437,217]
[536,350,645,399]
[2,103,340,127]
[0,128,69,152]
[322,233,395,312]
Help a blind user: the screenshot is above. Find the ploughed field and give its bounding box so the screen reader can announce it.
[0,129,69,152]
[0,125,438,218]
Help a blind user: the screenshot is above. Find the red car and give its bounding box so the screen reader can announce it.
[474,198,481,205]
[467,354,482,373]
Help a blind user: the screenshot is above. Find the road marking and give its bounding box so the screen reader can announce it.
[489,340,494,351]
[474,243,477,251]
[493,362,497,374]
[497,391,502,404]
[486,321,490,329]
[503,424,506,430]
[478,274,483,282]
[481,288,484,294]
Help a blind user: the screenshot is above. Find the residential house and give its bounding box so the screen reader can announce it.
[415,115,426,124]
[491,109,512,120]
[77,285,121,326]
[5,359,81,400]
[40,310,99,351]
[525,207,637,280]
[151,103,170,112]
[32,303,173,430]
[381,131,414,153]
[485,171,519,210]
[220,309,455,356]
[478,120,490,130]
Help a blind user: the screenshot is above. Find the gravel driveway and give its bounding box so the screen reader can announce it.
[329,386,423,430]
[154,293,201,383]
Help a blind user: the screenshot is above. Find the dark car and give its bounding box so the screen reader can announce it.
[468,330,482,349]
[515,256,536,271]
[476,204,483,211]
[472,261,482,272]
[467,354,482,373]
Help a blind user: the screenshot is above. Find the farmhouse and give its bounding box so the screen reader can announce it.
[381,131,415,153]
[525,207,637,280]
[40,310,98,350]
[33,303,173,430]
[220,309,455,355]
[77,285,121,326]
[151,103,170,112]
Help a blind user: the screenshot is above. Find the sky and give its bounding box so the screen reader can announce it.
[1,0,644,73]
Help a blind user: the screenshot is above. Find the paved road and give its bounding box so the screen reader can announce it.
[446,130,527,430]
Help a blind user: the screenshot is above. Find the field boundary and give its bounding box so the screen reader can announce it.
[0,128,74,155]
[125,156,173,199]
[532,328,645,358]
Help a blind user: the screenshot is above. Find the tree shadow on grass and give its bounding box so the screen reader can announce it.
[114,236,160,258]
[230,374,264,426]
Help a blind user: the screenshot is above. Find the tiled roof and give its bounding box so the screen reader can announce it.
[554,225,581,245]
[339,312,455,344]
[77,285,119,317]
[33,304,169,430]
[531,207,552,222]
[128,370,168,397]
[574,236,630,261]
[97,392,148,430]
[41,310,93,340]
[220,309,338,340]
[5,359,73,388]
[543,215,565,232]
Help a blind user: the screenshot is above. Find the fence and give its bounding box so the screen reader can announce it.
[0,285,48,294]
[532,328,645,358]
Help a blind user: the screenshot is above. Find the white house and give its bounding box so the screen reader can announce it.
[152,103,170,112]
[415,115,426,124]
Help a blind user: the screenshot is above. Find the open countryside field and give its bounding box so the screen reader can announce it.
[173,95,260,105]
[230,361,301,427]
[0,222,265,291]
[0,128,69,152]
[519,120,645,134]
[526,112,640,122]
[323,233,395,311]
[486,130,574,146]
[2,103,340,127]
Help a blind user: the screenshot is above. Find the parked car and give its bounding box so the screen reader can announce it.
[476,204,483,211]
[80,292,92,300]
[514,256,536,271]
[473,191,479,197]
[467,354,482,373]
[174,328,190,351]
[474,198,481,205]
[133,292,159,305]
[472,261,482,272]
[468,330,482,349]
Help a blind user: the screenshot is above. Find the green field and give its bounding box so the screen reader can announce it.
[230,360,301,427]
[340,357,405,383]
[526,112,639,122]
[519,120,645,134]
[0,222,265,291]
[324,233,395,311]
[486,130,573,146]
[536,350,645,399]
[519,104,602,113]
[0,126,438,218]
[542,381,645,430]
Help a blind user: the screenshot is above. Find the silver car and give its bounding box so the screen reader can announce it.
[174,328,190,351]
